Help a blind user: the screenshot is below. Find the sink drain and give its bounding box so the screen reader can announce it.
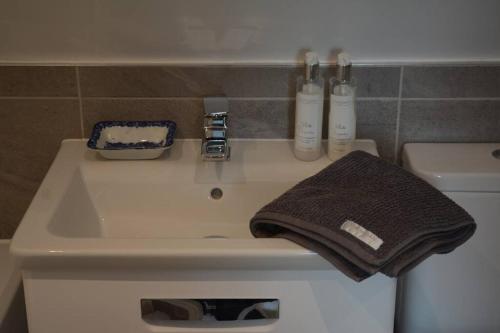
[204,235,228,239]
[210,187,223,200]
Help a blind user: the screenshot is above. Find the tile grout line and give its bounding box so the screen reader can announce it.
[0,96,497,101]
[356,97,399,101]
[0,96,78,100]
[75,67,85,138]
[78,96,295,101]
[0,61,499,66]
[393,66,404,164]
[401,97,500,101]
[0,96,398,101]
[82,96,400,101]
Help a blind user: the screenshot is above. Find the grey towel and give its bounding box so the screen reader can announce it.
[250,151,476,281]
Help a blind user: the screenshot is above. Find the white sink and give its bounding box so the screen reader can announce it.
[11,139,377,269]
[10,139,399,333]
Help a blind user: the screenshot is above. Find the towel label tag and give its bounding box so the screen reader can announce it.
[340,220,383,250]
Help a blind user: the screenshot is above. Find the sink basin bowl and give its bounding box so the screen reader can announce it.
[10,139,399,333]
[11,139,377,270]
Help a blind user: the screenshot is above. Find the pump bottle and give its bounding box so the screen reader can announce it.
[328,52,356,160]
[294,52,324,161]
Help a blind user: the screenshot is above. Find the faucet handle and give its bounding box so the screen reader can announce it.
[203,140,230,159]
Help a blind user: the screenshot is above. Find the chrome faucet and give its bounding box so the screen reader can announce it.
[202,97,230,161]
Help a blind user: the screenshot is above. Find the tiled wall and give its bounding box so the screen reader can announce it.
[1,65,500,238]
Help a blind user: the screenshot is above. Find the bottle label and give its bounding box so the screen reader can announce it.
[330,94,355,142]
[295,93,323,151]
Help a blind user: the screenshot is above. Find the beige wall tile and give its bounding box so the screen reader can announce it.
[0,67,77,97]
[0,99,81,238]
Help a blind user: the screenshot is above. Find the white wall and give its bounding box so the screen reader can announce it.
[1,0,499,65]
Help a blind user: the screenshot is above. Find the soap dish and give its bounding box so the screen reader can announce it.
[87,120,176,160]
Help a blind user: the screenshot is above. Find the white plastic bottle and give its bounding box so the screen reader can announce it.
[328,52,356,160]
[294,52,324,161]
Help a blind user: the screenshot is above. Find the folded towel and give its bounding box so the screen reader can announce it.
[250,151,476,281]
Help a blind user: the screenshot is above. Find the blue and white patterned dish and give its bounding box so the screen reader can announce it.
[87,120,176,160]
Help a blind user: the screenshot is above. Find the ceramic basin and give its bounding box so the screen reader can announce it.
[11,139,377,270]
